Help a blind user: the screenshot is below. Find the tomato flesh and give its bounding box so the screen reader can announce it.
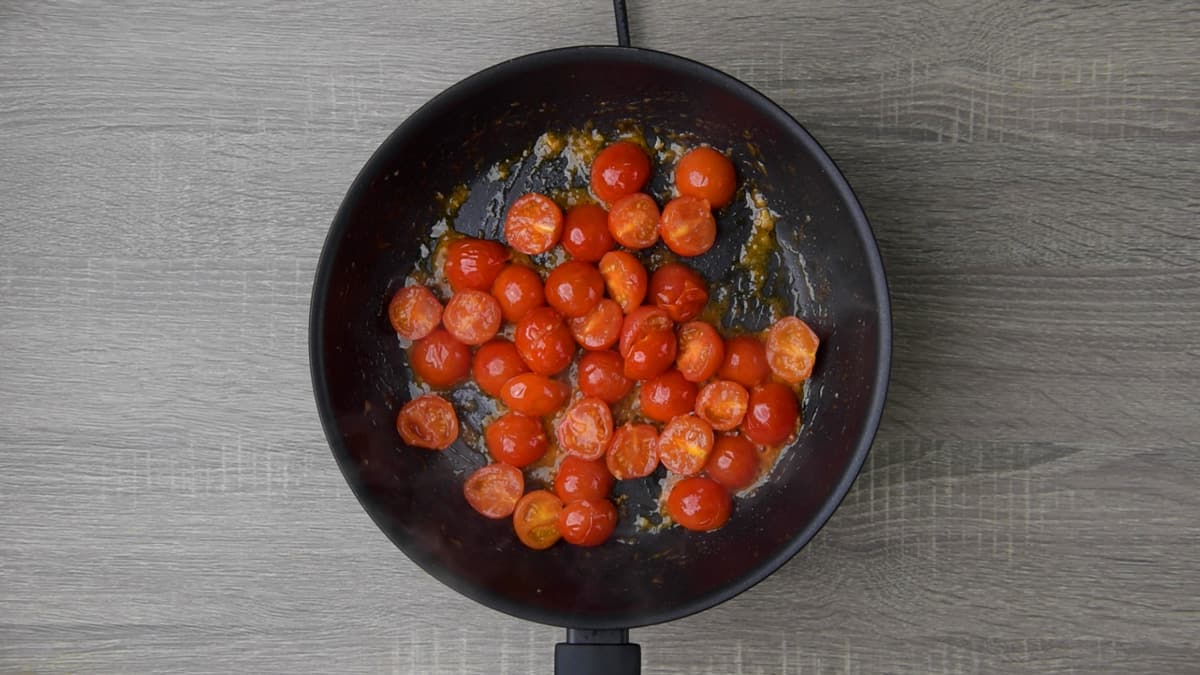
[607,193,660,249]
[648,263,708,322]
[598,251,648,314]
[569,299,623,351]
[695,379,749,431]
[396,394,459,450]
[463,463,524,518]
[388,285,442,340]
[606,423,659,479]
[765,316,820,383]
[659,195,717,257]
[657,413,715,476]
[513,490,563,550]
[556,397,615,461]
[442,289,502,345]
[676,321,724,383]
[504,193,563,255]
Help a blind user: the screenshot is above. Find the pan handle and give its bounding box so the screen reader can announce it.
[555,628,641,675]
[613,0,632,47]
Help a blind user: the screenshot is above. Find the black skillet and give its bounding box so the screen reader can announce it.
[309,2,891,672]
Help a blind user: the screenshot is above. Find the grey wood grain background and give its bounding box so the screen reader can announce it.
[1,0,1197,672]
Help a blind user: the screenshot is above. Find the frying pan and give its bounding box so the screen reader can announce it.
[310,3,891,672]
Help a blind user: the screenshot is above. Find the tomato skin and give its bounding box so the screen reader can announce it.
[704,434,759,491]
[513,490,563,550]
[623,330,677,381]
[577,350,634,403]
[666,477,732,531]
[676,321,724,383]
[569,299,623,351]
[463,463,524,518]
[444,238,509,292]
[764,316,820,383]
[590,141,651,204]
[504,193,564,255]
[554,455,615,503]
[639,369,698,422]
[556,397,615,461]
[659,195,717,257]
[544,261,604,318]
[409,328,471,388]
[657,413,715,476]
[619,306,674,358]
[388,285,442,340]
[396,394,459,450]
[598,251,648,314]
[514,307,575,376]
[485,412,549,468]
[491,264,545,323]
[719,335,771,387]
[607,193,661,249]
[557,499,618,547]
[499,373,569,417]
[442,289,502,345]
[562,204,615,261]
[741,383,800,446]
[695,379,749,431]
[674,146,737,208]
[606,423,660,479]
[648,263,708,322]
[472,339,529,398]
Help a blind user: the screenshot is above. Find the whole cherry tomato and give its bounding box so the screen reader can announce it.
[741,383,799,446]
[499,373,569,416]
[577,350,634,403]
[471,339,529,398]
[657,413,715,476]
[556,397,614,461]
[695,379,749,431]
[442,289,502,345]
[557,498,618,547]
[463,463,524,518]
[513,490,563,550]
[396,394,459,450]
[504,193,563,255]
[765,316,820,383]
[409,328,471,388]
[514,307,575,376]
[666,476,732,531]
[659,195,717,257]
[648,263,708,322]
[719,335,771,387]
[674,146,737,208]
[444,238,509,292]
[619,306,676,380]
[676,321,724,383]
[608,193,660,249]
[554,455,615,503]
[485,412,549,468]
[590,141,651,204]
[606,423,659,479]
[491,264,544,323]
[639,369,698,422]
[388,285,442,340]
[545,260,604,318]
[569,299,623,351]
[704,434,759,491]
[562,204,615,262]
[598,250,648,314]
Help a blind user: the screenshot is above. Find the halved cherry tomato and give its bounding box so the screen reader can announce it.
[472,339,529,398]
[648,263,708,322]
[569,299,622,351]
[590,141,651,204]
[514,307,575,376]
[544,260,604,318]
[765,316,820,383]
[695,380,749,431]
[675,146,737,208]
[388,285,442,340]
[513,490,563,550]
[624,330,676,381]
[639,369,698,422]
[606,423,659,479]
[577,350,634,403]
[491,264,544,323]
[444,238,509,292]
[562,204,615,262]
[556,397,614,461]
[504,193,563,255]
[554,455,614,503]
[618,306,674,358]
[666,476,732,531]
[704,434,759,491]
[657,413,714,476]
[485,412,549,467]
[719,335,770,387]
[557,499,618,547]
[442,289,502,345]
[409,328,471,388]
[598,250,648,314]
[463,463,524,518]
[741,383,799,446]
[396,394,459,450]
[608,193,660,249]
[659,195,717,257]
[676,321,724,383]
[500,373,569,416]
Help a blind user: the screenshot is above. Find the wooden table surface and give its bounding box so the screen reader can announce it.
[2,1,1197,673]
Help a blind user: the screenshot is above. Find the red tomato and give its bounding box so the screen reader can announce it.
[562,204,615,261]
[666,477,732,531]
[741,383,800,446]
[514,307,575,376]
[513,490,563,550]
[598,250,648,314]
[704,434,759,491]
[499,373,569,416]
[624,331,676,381]
[544,260,604,318]
[676,321,724,383]
[444,238,509,292]
[471,339,529,398]
[648,263,708,322]
[765,316,820,383]
[659,195,717,257]
[491,264,545,323]
[556,397,614,461]
[554,455,615,503]
[639,369,698,422]
[657,413,714,476]
[618,306,674,358]
[675,146,737,208]
[719,335,771,387]
[606,423,659,479]
[463,463,524,518]
[396,394,459,450]
[569,299,623,351]
[409,328,471,388]
[607,193,660,249]
[442,289,502,345]
[557,499,618,547]
[590,141,651,204]
[577,350,634,403]
[695,380,749,431]
[504,193,563,255]
[388,285,442,340]
[485,412,549,467]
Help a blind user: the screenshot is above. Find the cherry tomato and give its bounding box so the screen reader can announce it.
[544,260,604,318]
[388,285,442,340]
[659,195,717,257]
[554,455,615,503]
[648,263,708,322]
[396,394,459,450]
[657,413,715,476]
[556,397,614,461]
[557,499,618,547]
[499,372,569,416]
[590,141,651,204]
[618,306,674,358]
[695,380,749,431]
[513,490,563,550]
[765,316,820,383]
[577,350,634,403]
[504,193,563,255]
[607,193,660,249]
[569,299,623,351]
[491,264,545,323]
[472,339,529,398]
[598,250,648,314]
[442,289,502,345]
[639,369,698,422]
[562,204,615,262]
[444,238,509,292]
[485,412,549,468]
[675,146,737,208]
[514,307,575,376]
[463,463,524,518]
[741,383,800,446]
[619,306,677,381]
[606,423,659,479]
[676,321,724,383]
[719,335,771,387]
[666,476,732,531]
[704,434,759,491]
[409,328,471,388]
